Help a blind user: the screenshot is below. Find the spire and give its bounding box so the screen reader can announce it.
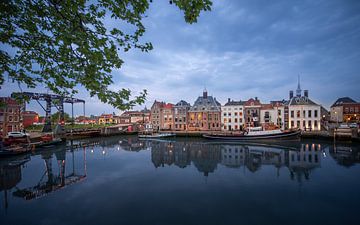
[203,86,208,98]
[296,74,301,97]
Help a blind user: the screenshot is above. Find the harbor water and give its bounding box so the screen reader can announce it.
[0,136,359,225]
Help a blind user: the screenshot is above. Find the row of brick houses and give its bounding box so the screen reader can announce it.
[150,80,332,132]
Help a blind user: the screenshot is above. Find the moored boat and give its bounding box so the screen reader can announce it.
[138,133,176,139]
[0,145,31,157]
[203,127,300,141]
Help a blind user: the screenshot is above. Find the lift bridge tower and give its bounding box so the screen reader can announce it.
[11,92,85,133]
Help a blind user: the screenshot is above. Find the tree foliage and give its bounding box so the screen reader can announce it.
[0,0,212,110]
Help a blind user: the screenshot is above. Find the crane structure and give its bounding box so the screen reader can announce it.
[11,92,85,133]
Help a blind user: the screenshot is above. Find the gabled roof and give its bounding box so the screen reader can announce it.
[331,97,357,107]
[244,98,261,106]
[189,95,221,112]
[261,104,273,110]
[288,96,319,106]
[224,100,245,106]
[175,100,191,107]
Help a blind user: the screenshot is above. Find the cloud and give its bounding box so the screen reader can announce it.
[2,0,360,115]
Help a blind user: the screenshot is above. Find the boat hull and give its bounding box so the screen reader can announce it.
[138,133,176,139]
[203,130,301,141]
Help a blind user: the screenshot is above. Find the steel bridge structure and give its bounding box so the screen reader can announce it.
[11,92,85,133]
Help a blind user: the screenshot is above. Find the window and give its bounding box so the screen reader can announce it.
[297,120,300,128]
[223,113,227,116]
[291,121,294,128]
[239,118,243,123]
[308,110,312,118]
[297,110,300,118]
[235,118,238,123]
[303,110,306,117]
[239,112,243,116]
[235,112,238,116]
[278,110,281,116]
[314,110,318,117]
[303,121,306,128]
[314,120,318,129]
[229,118,231,123]
[308,120,312,128]
[291,111,294,118]
[228,113,231,116]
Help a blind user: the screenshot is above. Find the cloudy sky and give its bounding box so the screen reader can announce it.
[2,0,360,116]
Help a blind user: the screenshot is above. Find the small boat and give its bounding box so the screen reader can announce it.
[203,127,300,141]
[138,133,176,139]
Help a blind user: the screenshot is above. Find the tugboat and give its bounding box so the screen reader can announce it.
[203,127,300,141]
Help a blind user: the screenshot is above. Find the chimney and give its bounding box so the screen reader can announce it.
[289,90,293,99]
[228,98,231,103]
[255,97,258,101]
[304,90,309,97]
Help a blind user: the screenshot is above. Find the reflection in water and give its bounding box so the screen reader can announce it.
[0,155,30,210]
[13,148,86,201]
[150,141,324,181]
[1,136,360,215]
[329,144,360,167]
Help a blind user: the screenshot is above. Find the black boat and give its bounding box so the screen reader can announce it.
[203,128,301,141]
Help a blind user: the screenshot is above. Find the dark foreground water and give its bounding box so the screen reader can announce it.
[1,136,359,225]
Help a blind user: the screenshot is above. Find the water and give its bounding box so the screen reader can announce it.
[0,136,359,225]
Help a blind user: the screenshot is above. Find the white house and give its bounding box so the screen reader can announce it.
[287,80,321,131]
[221,99,245,131]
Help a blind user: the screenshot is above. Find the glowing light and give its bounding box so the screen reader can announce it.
[102,150,106,155]
[117,147,120,150]
[91,149,94,153]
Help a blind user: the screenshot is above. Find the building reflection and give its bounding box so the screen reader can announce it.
[150,140,324,181]
[0,155,30,210]
[329,144,360,167]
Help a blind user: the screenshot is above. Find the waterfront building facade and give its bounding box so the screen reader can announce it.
[98,114,120,125]
[287,81,321,131]
[120,108,150,124]
[161,103,174,130]
[22,111,39,128]
[0,97,24,134]
[330,97,360,123]
[188,89,221,131]
[221,98,245,131]
[244,97,261,127]
[173,100,191,131]
[150,101,174,131]
[260,101,286,130]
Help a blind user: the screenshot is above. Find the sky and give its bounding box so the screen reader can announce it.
[2,0,360,116]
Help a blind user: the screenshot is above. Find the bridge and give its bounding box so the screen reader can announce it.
[11,92,85,133]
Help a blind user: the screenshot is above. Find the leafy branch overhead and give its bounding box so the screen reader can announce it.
[0,0,212,110]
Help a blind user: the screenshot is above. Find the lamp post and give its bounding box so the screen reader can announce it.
[335,111,339,127]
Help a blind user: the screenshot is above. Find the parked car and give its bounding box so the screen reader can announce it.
[338,124,350,129]
[349,123,358,128]
[7,131,29,138]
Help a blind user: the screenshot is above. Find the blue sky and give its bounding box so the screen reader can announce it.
[2,0,360,116]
